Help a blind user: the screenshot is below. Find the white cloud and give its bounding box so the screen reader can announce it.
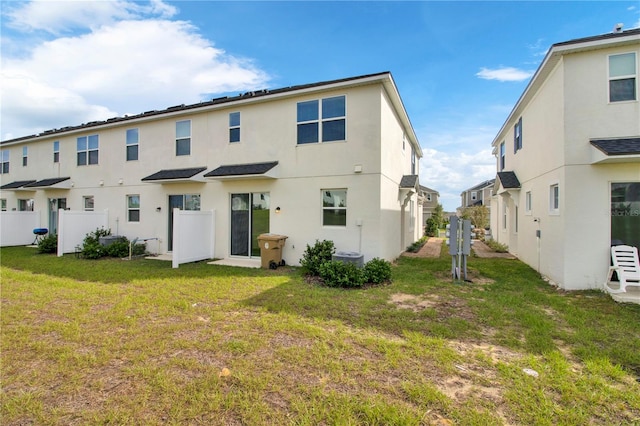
[1,1,270,140]
[476,67,533,82]
[419,147,496,212]
[5,0,177,34]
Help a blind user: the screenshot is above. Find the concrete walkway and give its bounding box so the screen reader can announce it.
[402,237,516,259]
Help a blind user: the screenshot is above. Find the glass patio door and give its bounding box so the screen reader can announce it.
[48,198,66,235]
[168,194,200,251]
[230,193,269,257]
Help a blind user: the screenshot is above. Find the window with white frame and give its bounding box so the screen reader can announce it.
[426,193,432,202]
[609,52,637,102]
[175,120,191,156]
[22,146,28,166]
[1,150,9,174]
[53,141,60,163]
[297,96,346,144]
[77,135,99,165]
[18,199,34,211]
[402,133,406,151]
[411,147,416,174]
[471,191,477,201]
[126,128,139,161]
[127,195,140,222]
[409,201,415,231]
[499,142,505,171]
[1,199,6,211]
[549,184,559,213]
[229,112,240,143]
[83,196,94,211]
[322,189,347,226]
[525,191,532,214]
[514,117,522,152]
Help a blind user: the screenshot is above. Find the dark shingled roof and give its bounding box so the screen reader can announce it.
[590,137,640,155]
[23,177,70,188]
[0,180,37,189]
[399,175,419,189]
[468,179,495,192]
[141,167,207,181]
[204,161,279,177]
[497,172,521,189]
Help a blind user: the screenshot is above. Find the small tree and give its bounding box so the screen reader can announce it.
[432,203,444,230]
[461,205,490,229]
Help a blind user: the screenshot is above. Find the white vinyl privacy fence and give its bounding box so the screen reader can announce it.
[0,211,41,247]
[57,209,109,256]
[172,209,215,268]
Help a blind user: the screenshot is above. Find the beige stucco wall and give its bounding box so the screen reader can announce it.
[1,76,422,264]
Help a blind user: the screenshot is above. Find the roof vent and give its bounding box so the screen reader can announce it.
[613,23,624,33]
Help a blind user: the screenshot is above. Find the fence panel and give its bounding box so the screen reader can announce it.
[172,209,215,268]
[58,209,109,256]
[0,211,41,247]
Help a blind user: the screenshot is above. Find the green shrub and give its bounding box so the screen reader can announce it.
[425,217,439,237]
[484,239,509,253]
[363,258,392,284]
[300,240,335,276]
[406,236,427,253]
[318,260,365,288]
[81,228,111,259]
[37,234,58,254]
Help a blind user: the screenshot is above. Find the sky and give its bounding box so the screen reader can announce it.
[1,1,639,211]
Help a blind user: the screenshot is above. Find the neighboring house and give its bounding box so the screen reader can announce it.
[460,179,495,208]
[489,28,640,293]
[419,185,440,224]
[0,72,424,265]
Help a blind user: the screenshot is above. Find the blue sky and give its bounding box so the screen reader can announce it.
[1,1,639,211]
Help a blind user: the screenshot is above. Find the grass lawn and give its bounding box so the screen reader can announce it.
[1,244,639,425]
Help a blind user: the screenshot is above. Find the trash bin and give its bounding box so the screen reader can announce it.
[257,234,288,269]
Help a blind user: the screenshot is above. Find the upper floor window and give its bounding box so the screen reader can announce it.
[426,193,432,202]
[322,189,347,226]
[229,112,240,143]
[1,150,9,174]
[176,120,191,156]
[126,128,139,161]
[411,147,416,174]
[514,117,522,153]
[525,191,532,214]
[83,196,94,211]
[22,146,28,166]
[53,141,60,163]
[297,95,346,144]
[471,191,478,201]
[609,52,637,102]
[499,142,505,171]
[77,135,99,166]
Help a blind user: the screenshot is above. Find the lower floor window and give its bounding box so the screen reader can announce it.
[1,199,6,211]
[18,199,34,211]
[322,189,347,226]
[83,196,94,211]
[127,195,140,222]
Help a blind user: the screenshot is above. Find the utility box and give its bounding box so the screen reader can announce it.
[332,251,364,268]
[99,236,125,247]
[257,234,288,269]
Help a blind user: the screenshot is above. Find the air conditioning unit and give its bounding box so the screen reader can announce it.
[332,251,364,268]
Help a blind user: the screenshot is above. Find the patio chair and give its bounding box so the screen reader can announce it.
[605,245,640,294]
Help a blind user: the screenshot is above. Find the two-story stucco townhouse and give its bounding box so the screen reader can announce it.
[420,185,440,223]
[0,72,424,265]
[460,179,495,209]
[489,28,640,294]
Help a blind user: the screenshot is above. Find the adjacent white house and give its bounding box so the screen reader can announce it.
[489,28,640,297]
[0,72,424,265]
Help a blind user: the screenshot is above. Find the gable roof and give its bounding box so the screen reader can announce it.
[491,28,640,149]
[399,175,419,189]
[463,179,495,193]
[419,185,439,195]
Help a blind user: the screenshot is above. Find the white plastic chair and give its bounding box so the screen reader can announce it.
[605,245,640,294]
